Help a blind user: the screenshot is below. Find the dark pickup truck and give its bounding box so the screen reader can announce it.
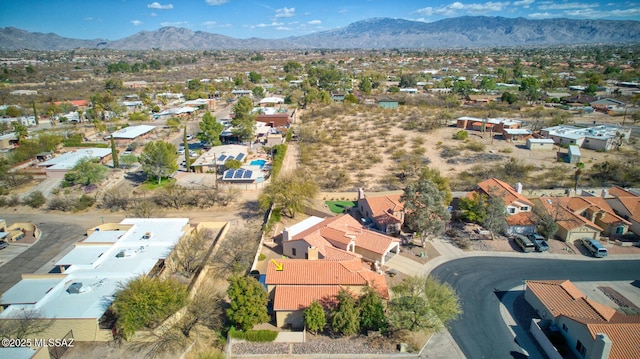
[527,233,549,252]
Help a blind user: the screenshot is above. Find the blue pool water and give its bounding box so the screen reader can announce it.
[249,159,267,168]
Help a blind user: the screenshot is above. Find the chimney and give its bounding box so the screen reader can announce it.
[515,182,523,194]
[589,333,611,359]
[308,246,318,261]
[601,189,609,198]
[282,227,290,242]
[357,188,365,201]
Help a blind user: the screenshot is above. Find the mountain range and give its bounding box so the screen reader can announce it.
[1,16,639,51]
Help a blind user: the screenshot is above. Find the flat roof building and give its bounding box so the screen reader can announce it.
[37,148,112,178]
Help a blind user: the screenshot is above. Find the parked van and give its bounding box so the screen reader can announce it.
[514,235,535,253]
[581,238,608,258]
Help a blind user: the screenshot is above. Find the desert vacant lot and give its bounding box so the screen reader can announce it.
[296,103,630,192]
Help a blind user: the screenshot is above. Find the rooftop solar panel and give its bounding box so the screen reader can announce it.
[234,170,243,178]
[236,153,245,161]
[218,155,227,162]
[224,171,234,179]
[243,170,252,179]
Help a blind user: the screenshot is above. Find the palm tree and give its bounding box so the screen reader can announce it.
[574,162,585,193]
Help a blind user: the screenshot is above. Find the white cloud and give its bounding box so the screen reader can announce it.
[205,0,229,5]
[537,2,598,10]
[307,20,322,25]
[527,11,555,18]
[256,22,284,28]
[275,7,295,18]
[417,1,510,17]
[201,21,217,27]
[514,0,535,7]
[150,12,157,17]
[276,26,292,31]
[83,17,93,21]
[160,21,189,27]
[147,2,173,10]
[339,9,348,14]
[130,20,143,26]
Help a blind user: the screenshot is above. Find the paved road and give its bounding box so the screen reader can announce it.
[430,257,640,359]
[0,219,87,293]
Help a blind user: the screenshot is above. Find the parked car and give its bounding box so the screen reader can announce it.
[0,241,8,250]
[177,147,185,155]
[514,235,535,253]
[527,233,549,252]
[186,134,193,141]
[581,238,608,258]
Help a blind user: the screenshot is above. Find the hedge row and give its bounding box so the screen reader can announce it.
[228,327,278,342]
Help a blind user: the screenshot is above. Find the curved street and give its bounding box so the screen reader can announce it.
[430,257,640,359]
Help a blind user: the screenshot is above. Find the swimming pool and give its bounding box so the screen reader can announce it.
[249,159,267,168]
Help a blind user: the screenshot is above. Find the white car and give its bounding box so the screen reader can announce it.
[186,134,194,141]
[177,147,185,155]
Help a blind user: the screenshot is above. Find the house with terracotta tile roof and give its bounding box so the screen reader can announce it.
[606,187,640,236]
[561,196,630,237]
[537,197,602,242]
[470,178,536,235]
[356,189,404,235]
[525,279,640,359]
[282,214,400,265]
[265,258,388,328]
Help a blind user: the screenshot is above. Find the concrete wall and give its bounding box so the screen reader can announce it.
[530,319,563,359]
[564,227,599,242]
[276,310,305,329]
[556,317,598,359]
[282,240,312,259]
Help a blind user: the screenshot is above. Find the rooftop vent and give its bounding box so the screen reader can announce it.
[142,232,152,240]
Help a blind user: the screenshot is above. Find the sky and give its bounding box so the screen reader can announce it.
[0,0,638,40]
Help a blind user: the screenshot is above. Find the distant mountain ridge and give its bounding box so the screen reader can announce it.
[1,16,639,51]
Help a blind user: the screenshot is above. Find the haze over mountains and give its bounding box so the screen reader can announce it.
[1,16,639,51]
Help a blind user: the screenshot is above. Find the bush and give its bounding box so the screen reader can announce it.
[465,142,486,152]
[48,196,76,212]
[228,328,278,342]
[453,130,468,140]
[440,147,460,158]
[74,194,96,211]
[22,191,46,208]
[6,194,20,207]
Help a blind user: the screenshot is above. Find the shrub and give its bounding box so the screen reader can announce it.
[440,147,460,158]
[48,196,76,212]
[465,142,486,152]
[453,130,468,140]
[228,327,278,342]
[74,194,96,211]
[6,194,20,207]
[258,253,266,261]
[22,191,46,208]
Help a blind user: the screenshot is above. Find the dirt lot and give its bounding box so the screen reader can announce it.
[298,105,631,191]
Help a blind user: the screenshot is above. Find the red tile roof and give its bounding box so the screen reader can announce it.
[273,285,340,311]
[505,211,537,226]
[608,186,638,198]
[526,280,616,321]
[476,178,534,207]
[360,194,404,226]
[539,197,603,232]
[266,258,388,297]
[565,197,630,225]
[586,323,640,359]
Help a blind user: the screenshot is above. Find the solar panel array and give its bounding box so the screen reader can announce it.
[236,153,245,161]
[224,168,254,180]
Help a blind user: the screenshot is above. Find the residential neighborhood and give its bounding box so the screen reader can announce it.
[1,18,640,359]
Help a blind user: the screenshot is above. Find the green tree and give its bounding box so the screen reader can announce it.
[483,196,507,239]
[231,97,256,143]
[199,112,223,146]
[479,77,496,91]
[453,130,468,140]
[283,61,303,74]
[388,276,461,331]
[304,300,326,335]
[399,74,417,88]
[401,178,451,247]
[458,192,487,223]
[344,93,358,104]
[452,80,473,97]
[6,106,20,117]
[13,122,28,143]
[113,276,188,340]
[519,77,540,104]
[584,84,598,96]
[128,112,148,121]
[258,173,318,218]
[252,86,265,99]
[419,167,453,206]
[140,141,179,184]
[330,290,360,336]
[501,91,517,104]
[110,136,119,168]
[358,285,387,333]
[359,77,372,94]
[388,86,400,93]
[224,159,242,170]
[248,71,262,84]
[63,158,108,187]
[226,275,269,331]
